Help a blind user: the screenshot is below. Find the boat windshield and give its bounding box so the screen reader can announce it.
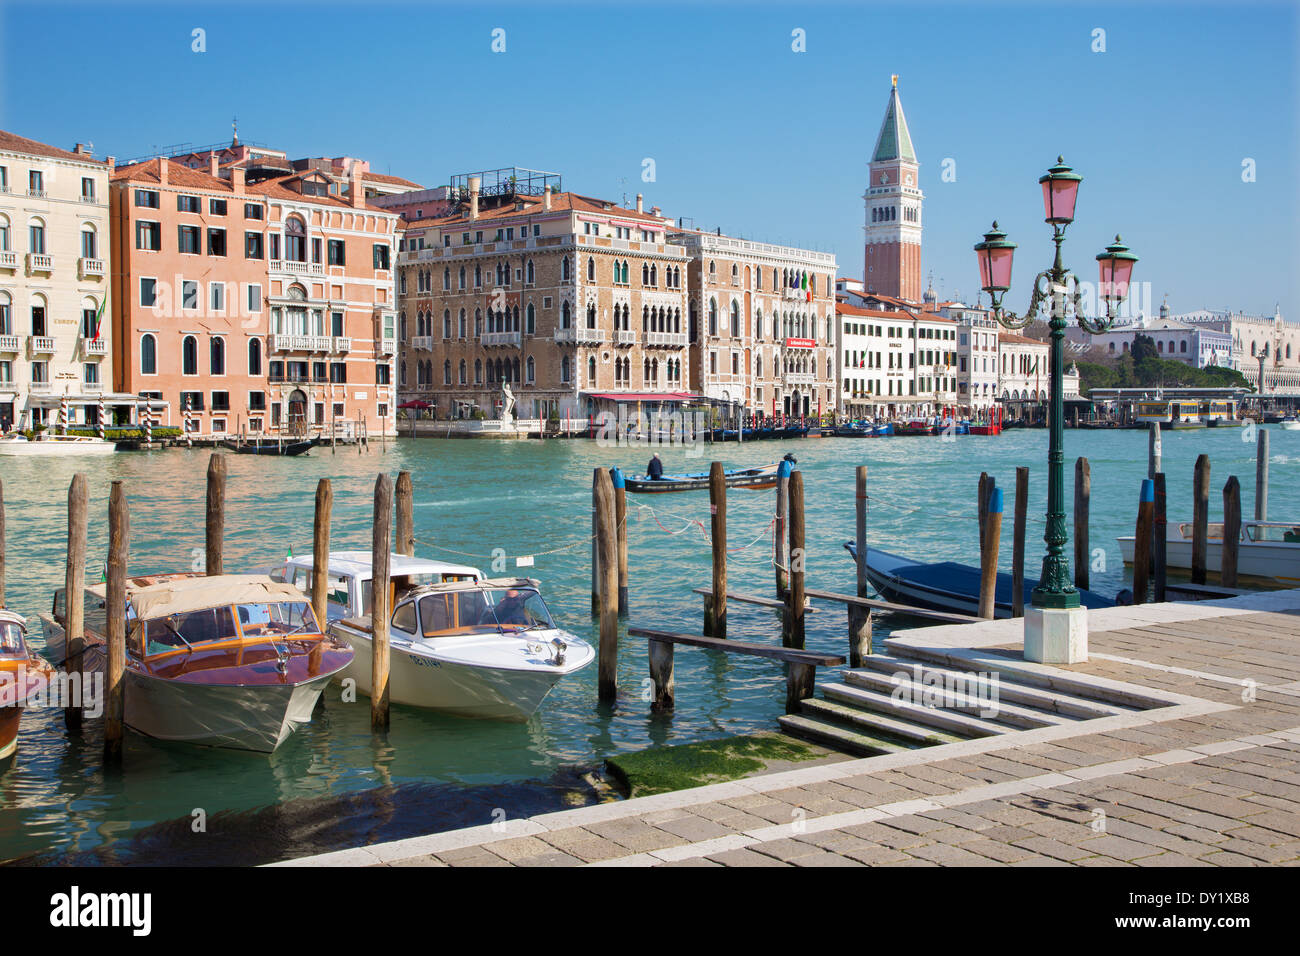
[0,621,24,654]
[416,587,554,639]
[362,572,481,614]
[1247,523,1300,544]
[142,605,240,655]
[235,601,320,637]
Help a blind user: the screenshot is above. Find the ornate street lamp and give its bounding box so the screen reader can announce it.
[974,157,1137,663]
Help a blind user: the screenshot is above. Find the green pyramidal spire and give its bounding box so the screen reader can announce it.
[872,76,916,164]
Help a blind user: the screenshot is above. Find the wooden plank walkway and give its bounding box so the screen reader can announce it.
[273,595,1300,868]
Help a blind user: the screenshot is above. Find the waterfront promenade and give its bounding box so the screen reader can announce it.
[279,590,1300,867]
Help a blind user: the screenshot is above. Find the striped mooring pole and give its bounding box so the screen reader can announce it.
[144,405,152,447]
[184,394,193,448]
[97,393,105,440]
[59,392,68,435]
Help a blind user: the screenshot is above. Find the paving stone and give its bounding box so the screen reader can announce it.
[906,843,999,866]
[707,847,792,867]
[1010,836,1096,862]
[1075,834,1166,862]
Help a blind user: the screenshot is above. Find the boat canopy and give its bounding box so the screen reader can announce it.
[89,574,305,621]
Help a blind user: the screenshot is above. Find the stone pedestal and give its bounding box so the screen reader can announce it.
[1024,604,1088,664]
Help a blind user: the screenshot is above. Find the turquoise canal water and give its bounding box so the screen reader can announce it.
[1,426,1296,864]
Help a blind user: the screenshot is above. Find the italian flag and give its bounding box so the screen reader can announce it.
[90,293,107,343]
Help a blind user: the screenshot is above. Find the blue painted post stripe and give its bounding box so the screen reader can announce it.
[610,467,625,489]
[1140,478,1154,503]
[990,487,1004,514]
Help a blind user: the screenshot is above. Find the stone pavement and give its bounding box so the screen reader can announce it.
[275,592,1300,867]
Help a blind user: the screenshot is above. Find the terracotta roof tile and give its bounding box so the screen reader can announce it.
[0,128,108,165]
[421,191,666,227]
[110,158,233,191]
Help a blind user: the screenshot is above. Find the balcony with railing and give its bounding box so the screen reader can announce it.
[27,253,53,274]
[332,337,352,353]
[79,257,105,279]
[411,336,434,352]
[0,334,19,353]
[270,334,332,353]
[644,331,688,348]
[28,380,52,393]
[554,326,606,345]
[80,337,107,357]
[29,336,56,354]
[614,329,637,346]
[269,259,325,277]
[83,381,104,393]
[783,372,816,386]
[377,336,396,356]
[0,251,16,270]
[482,331,521,347]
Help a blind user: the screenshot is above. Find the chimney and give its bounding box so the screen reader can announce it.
[650,206,660,217]
[231,165,245,195]
[74,143,86,155]
[469,176,481,220]
[159,157,169,185]
[209,153,219,177]
[349,161,365,209]
[635,193,643,214]
[543,184,551,211]
[106,156,116,174]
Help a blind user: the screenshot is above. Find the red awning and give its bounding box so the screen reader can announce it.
[584,392,701,402]
[398,400,433,409]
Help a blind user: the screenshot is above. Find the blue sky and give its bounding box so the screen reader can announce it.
[3,0,1296,318]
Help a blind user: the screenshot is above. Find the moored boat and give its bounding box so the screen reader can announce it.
[1117,520,1300,586]
[844,543,1115,618]
[623,460,786,493]
[328,577,594,720]
[39,573,353,752]
[1,610,55,762]
[0,433,117,456]
[893,419,936,436]
[221,437,316,456]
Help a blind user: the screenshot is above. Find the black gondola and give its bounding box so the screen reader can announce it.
[221,437,316,456]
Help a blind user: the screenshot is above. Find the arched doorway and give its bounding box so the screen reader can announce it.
[288,389,308,436]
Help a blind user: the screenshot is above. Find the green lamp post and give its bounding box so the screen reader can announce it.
[974,158,1137,661]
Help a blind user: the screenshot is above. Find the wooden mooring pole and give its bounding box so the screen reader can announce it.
[1074,457,1090,590]
[705,462,727,637]
[64,474,88,732]
[311,479,332,627]
[1255,429,1269,521]
[593,467,618,701]
[370,473,392,731]
[612,468,629,617]
[1133,478,1154,604]
[785,469,806,650]
[977,472,990,567]
[1012,466,1028,618]
[978,487,1003,620]
[1222,475,1241,589]
[1153,472,1168,603]
[848,464,871,666]
[774,466,790,598]
[1192,454,1211,585]
[1148,423,1162,479]
[394,471,414,557]
[104,481,128,764]
[590,471,600,616]
[205,452,226,575]
[0,479,5,608]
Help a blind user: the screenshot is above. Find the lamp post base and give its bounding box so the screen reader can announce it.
[1024,604,1088,664]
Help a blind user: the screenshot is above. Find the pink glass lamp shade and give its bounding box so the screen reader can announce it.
[1039,156,1083,225]
[1096,235,1138,302]
[973,221,1016,294]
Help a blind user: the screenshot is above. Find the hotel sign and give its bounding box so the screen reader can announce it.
[785,337,816,349]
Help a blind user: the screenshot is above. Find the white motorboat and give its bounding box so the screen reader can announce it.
[1280,417,1300,431]
[329,577,594,720]
[270,550,483,622]
[1117,520,1300,586]
[0,433,116,456]
[39,573,354,752]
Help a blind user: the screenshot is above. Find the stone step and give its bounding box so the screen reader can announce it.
[862,651,1139,716]
[842,669,1070,730]
[800,697,963,746]
[777,713,912,758]
[820,682,1007,738]
[887,645,1167,710]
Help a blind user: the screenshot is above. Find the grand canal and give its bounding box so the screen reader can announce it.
[0,426,1295,864]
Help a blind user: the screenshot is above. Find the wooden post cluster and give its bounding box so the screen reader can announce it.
[784,469,806,649]
[978,486,1003,620]
[1074,457,1090,591]
[311,479,333,628]
[371,473,392,731]
[205,452,226,576]
[64,474,88,732]
[613,468,628,617]
[1222,476,1241,588]
[593,467,619,702]
[1255,430,1269,521]
[1133,478,1155,605]
[848,464,871,666]
[1012,467,1029,618]
[104,481,128,764]
[1192,454,1211,585]
[1153,472,1167,603]
[705,462,727,638]
[394,471,414,558]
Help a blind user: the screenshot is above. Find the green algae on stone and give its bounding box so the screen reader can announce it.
[605,732,831,797]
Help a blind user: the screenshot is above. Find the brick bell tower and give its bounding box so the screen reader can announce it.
[864,75,923,304]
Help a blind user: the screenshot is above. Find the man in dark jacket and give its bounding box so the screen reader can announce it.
[647,453,663,480]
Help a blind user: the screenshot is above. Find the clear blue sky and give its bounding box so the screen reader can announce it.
[3,0,1296,318]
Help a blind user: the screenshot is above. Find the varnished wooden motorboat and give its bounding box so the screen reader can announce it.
[1,609,55,762]
[39,573,353,752]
